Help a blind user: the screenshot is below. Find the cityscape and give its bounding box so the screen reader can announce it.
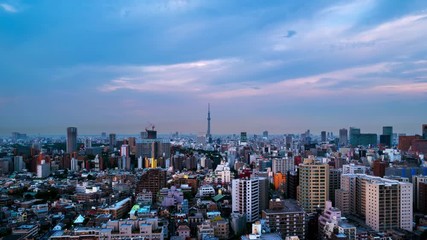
[1,112,427,239]
[1,0,427,240]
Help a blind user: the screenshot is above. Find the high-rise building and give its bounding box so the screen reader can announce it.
[262,199,306,239]
[262,131,268,139]
[412,175,427,212]
[206,103,212,144]
[109,133,116,150]
[380,126,393,147]
[349,127,360,146]
[419,182,427,215]
[232,178,260,223]
[321,131,327,142]
[258,177,269,213]
[136,168,167,201]
[14,156,25,172]
[66,127,77,153]
[287,170,299,200]
[329,169,341,206]
[337,174,412,231]
[240,132,248,145]
[423,124,427,140]
[365,179,412,232]
[339,128,348,146]
[383,126,393,136]
[297,158,329,213]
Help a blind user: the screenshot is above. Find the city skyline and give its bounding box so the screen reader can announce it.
[1,0,427,135]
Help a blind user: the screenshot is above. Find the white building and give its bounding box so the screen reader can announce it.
[199,185,215,197]
[232,178,260,223]
[215,163,232,184]
[272,157,294,174]
[37,160,50,178]
[342,164,367,174]
[71,157,78,171]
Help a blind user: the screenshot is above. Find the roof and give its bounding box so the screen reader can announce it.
[212,194,224,202]
[74,215,85,224]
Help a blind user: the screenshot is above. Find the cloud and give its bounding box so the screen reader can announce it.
[205,61,427,99]
[98,58,241,93]
[0,3,17,13]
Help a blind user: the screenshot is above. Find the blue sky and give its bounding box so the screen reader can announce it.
[0,0,427,136]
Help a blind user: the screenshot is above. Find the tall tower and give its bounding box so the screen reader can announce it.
[66,127,77,153]
[206,103,212,143]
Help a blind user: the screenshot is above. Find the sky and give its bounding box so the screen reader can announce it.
[1,0,427,136]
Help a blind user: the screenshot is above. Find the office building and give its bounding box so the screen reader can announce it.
[262,131,268,139]
[14,156,25,172]
[349,127,361,146]
[109,133,116,150]
[240,132,248,145]
[297,158,329,213]
[66,127,77,153]
[321,131,327,142]
[339,128,348,146]
[423,124,427,140]
[136,129,171,162]
[232,178,260,223]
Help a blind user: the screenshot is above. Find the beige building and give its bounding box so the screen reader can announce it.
[197,220,215,240]
[212,219,229,240]
[367,179,412,232]
[297,158,329,213]
[337,174,413,232]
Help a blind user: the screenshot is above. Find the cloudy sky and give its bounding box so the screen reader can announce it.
[1,0,427,136]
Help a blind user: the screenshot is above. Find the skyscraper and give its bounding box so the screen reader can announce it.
[66,127,77,153]
[232,178,260,223]
[297,158,329,213]
[109,133,116,150]
[321,131,327,142]
[423,124,427,140]
[380,126,393,147]
[365,179,412,232]
[349,127,360,146]
[206,103,212,144]
[339,128,348,146]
